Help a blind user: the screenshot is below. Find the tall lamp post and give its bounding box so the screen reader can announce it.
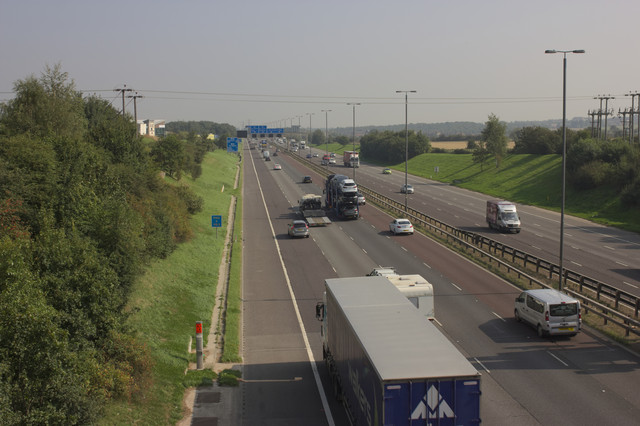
[347,103,361,179]
[306,112,314,154]
[321,109,332,168]
[545,49,585,291]
[396,90,416,212]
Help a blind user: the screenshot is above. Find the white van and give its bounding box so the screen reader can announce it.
[514,289,581,337]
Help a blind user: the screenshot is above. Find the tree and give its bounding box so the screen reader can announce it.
[311,129,325,145]
[481,113,508,167]
[512,126,561,154]
[335,135,350,146]
[472,142,490,170]
[151,134,185,179]
[0,63,87,141]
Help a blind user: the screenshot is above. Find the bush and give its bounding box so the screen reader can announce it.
[621,177,640,207]
[570,160,612,190]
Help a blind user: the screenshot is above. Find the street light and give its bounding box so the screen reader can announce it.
[396,90,416,212]
[545,49,585,291]
[347,103,361,179]
[321,110,332,168]
[306,112,314,154]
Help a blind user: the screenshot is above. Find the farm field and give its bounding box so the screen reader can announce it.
[430,140,515,149]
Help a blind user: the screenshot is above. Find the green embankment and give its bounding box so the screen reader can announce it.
[100,150,241,424]
[400,152,640,233]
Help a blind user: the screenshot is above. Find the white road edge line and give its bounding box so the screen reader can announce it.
[547,351,568,367]
[451,283,462,291]
[250,150,335,426]
[473,357,491,374]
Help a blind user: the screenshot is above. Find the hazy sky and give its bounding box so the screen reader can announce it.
[2,0,639,129]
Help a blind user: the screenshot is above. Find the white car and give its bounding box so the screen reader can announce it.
[273,164,282,170]
[389,218,414,235]
[329,158,336,164]
[400,184,414,194]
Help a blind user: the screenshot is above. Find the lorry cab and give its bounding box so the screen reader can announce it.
[515,289,581,337]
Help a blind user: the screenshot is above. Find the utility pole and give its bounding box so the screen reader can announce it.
[127,92,143,123]
[594,95,614,139]
[114,85,133,118]
[625,91,640,144]
[618,108,629,140]
[588,109,597,138]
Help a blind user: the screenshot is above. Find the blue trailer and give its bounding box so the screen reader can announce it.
[316,276,481,425]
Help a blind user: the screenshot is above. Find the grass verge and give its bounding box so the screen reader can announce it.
[99,150,241,425]
[400,152,640,233]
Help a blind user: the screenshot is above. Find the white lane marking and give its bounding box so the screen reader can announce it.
[531,245,541,250]
[492,312,506,322]
[474,357,491,374]
[423,262,431,269]
[401,246,408,252]
[604,246,615,250]
[249,151,335,426]
[547,351,569,367]
[623,281,639,289]
[451,283,462,291]
[571,261,582,267]
[362,249,368,254]
[616,261,628,267]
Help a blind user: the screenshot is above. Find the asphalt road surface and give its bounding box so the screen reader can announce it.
[240,144,640,425]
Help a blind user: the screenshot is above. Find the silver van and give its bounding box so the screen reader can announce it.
[514,289,581,337]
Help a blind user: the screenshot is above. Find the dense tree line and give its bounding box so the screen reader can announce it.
[359,129,430,164]
[165,120,235,139]
[0,65,207,423]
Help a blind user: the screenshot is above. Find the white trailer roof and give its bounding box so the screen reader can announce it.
[326,276,479,381]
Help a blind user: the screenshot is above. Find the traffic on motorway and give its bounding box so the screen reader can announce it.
[238,140,640,425]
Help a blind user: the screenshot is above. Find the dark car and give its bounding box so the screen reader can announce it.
[302,176,312,183]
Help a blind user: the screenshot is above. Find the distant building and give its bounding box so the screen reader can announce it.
[138,119,166,137]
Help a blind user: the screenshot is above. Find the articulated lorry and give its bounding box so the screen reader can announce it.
[486,200,521,233]
[316,276,481,425]
[298,194,331,226]
[324,174,359,220]
[367,268,435,320]
[343,150,360,168]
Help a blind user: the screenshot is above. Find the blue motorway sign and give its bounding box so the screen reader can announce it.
[211,215,222,228]
[227,137,240,152]
[246,126,283,135]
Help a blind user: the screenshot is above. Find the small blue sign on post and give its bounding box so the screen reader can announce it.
[227,137,240,153]
[212,215,222,238]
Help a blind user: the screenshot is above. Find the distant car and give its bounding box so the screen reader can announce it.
[306,153,313,158]
[288,220,310,238]
[273,151,278,156]
[313,153,319,157]
[321,160,329,166]
[383,168,392,174]
[330,153,336,158]
[400,184,414,194]
[274,164,282,170]
[302,176,312,183]
[389,218,414,235]
[356,192,365,205]
[329,158,336,164]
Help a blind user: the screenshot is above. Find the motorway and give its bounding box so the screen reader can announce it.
[240,143,640,425]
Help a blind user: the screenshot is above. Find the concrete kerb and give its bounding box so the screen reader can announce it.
[178,158,243,425]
